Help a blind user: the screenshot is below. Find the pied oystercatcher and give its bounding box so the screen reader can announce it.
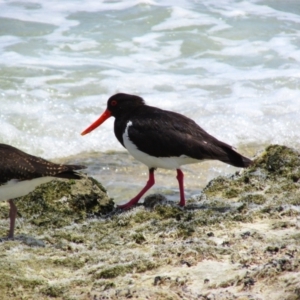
[0,143,85,238]
[81,93,252,209]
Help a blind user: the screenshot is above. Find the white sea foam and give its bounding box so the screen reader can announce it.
[1,0,300,159]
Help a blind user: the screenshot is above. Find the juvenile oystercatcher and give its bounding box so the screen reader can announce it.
[81,93,252,209]
[0,143,85,239]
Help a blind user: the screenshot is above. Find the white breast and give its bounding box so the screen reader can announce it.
[0,177,55,201]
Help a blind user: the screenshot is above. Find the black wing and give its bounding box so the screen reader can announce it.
[126,107,252,168]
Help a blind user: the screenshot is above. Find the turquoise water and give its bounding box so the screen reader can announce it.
[1,0,300,159]
[1,0,300,201]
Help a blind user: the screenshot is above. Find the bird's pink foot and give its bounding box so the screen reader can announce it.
[176,169,186,207]
[8,199,17,239]
[178,199,186,207]
[117,168,155,210]
[117,199,139,210]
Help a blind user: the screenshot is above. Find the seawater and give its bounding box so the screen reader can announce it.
[1,0,300,202]
[1,0,300,159]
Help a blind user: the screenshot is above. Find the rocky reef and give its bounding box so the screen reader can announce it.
[0,145,299,299]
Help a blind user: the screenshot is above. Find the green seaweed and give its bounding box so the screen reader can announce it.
[0,145,300,299]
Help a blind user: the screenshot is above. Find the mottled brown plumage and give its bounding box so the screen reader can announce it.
[0,143,84,184]
[0,143,86,239]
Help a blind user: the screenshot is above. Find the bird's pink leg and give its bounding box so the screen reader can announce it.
[8,199,17,239]
[118,168,155,209]
[176,169,185,206]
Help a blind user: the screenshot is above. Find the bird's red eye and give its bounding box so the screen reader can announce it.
[111,100,117,106]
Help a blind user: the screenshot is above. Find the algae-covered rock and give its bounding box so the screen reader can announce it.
[203,145,300,209]
[254,145,300,179]
[4,175,114,232]
[0,145,300,300]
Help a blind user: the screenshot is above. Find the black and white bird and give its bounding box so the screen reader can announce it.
[0,143,85,238]
[81,93,252,209]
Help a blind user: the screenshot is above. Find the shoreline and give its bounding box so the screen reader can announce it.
[1,144,299,299]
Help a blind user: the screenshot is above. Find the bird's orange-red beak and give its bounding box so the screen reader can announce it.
[81,109,112,135]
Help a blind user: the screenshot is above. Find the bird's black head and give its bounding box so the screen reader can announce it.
[107,93,145,117]
[81,93,145,136]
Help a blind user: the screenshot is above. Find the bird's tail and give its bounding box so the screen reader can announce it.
[54,164,86,180]
[219,146,253,168]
